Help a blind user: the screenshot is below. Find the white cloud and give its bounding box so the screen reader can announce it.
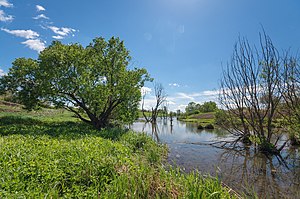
[48,26,76,36]
[175,90,219,99]
[0,10,13,22]
[48,26,76,39]
[169,83,180,87]
[200,90,220,96]
[0,68,5,76]
[52,35,63,40]
[36,5,45,12]
[21,39,45,52]
[140,95,157,110]
[1,28,46,52]
[177,104,187,111]
[140,88,220,112]
[141,86,152,95]
[167,100,176,105]
[33,14,49,20]
[0,0,13,7]
[176,92,195,100]
[164,89,220,111]
[1,28,39,39]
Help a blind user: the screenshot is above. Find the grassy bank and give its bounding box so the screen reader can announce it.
[178,112,216,125]
[0,102,235,198]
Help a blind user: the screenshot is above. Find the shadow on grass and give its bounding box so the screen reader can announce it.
[0,115,127,140]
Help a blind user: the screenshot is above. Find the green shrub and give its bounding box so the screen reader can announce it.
[0,114,236,198]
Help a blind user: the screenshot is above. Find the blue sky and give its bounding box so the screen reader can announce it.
[1,0,300,111]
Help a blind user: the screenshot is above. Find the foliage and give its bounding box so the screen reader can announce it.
[185,101,218,115]
[281,54,300,144]
[185,102,197,115]
[0,37,150,129]
[178,112,216,127]
[200,101,218,113]
[0,110,236,198]
[215,110,228,125]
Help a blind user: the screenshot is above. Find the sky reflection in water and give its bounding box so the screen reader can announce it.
[132,119,300,198]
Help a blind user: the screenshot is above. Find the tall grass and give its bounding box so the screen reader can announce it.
[0,114,236,198]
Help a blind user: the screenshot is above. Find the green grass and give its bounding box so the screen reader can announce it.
[179,112,216,126]
[0,101,77,122]
[0,104,236,198]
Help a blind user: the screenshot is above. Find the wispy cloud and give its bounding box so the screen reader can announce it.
[140,88,220,112]
[21,39,45,52]
[141,96,157,110]
[200,90,219,96]
[0,0,13,8]
[52,35,63,40]
[1,28,46,52]
[176,92,195,100]
[177,104,187,111]
[157,89,220,111]
[1,2,79,52]
[169,83,180,88]
[48,26,75,36]
[36,5,45,12]
[1,28,39,39]
[0,68,5,76]
[0,10,13,22]
[33,14,49,20]
[141,86,152,95]
[48,26,76,39]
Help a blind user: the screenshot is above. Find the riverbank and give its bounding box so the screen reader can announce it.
[178,112,216,126]
[0,103,236,198]
[132,119,300,198]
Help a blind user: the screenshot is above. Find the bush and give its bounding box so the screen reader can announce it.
[0,114,235,198]
[197,124,204,130]
[204,124,214,129]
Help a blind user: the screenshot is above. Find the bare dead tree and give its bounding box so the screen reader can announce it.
[219,31,285,154]
[141,82,167,123]
[163,103,168,120]
[151,83,167,123]
[141,90,151,122]
[281,53,300,145]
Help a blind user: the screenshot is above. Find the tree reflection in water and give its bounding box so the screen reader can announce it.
[142,122,160,143]
[133,119,300,198]
[218,147,300,198]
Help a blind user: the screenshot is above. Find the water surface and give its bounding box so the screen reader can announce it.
[131,119,300,199]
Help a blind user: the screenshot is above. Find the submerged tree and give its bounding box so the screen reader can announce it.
[142,82,167,123]
[0,37,150,129]
[219,31,285,154]
[281,54,300,145]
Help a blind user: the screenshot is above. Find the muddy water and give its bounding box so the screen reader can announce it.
[131,119,300,199]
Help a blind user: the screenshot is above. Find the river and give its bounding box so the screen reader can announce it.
[131,118,300,199]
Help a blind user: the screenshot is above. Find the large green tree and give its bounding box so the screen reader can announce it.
[0,37,150,129]
[199,101,218,113]
[185,102,197,115]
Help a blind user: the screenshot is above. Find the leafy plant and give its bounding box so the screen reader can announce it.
[0,110,236,198]
[0,37,150,129]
